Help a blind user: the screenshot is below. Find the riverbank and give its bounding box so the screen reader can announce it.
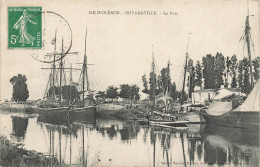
[0,136,60,167]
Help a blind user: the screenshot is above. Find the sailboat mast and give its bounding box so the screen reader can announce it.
[181,33,191,105]
[52,30,57,101]
[69,63,72,105]
[82,28,87,106]
[245,7,254,89]
[59,38,64,105]
[152,52,156,108]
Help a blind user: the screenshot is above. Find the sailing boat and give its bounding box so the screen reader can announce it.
[177,33,206,123]
[201,80,259,129]
[201,12,259,129]
[148,51,189,126]
[38,29,96,117]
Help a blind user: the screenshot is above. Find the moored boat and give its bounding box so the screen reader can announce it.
[201,80,259,129]
[201,12,259,130]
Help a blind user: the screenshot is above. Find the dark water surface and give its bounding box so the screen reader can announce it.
[0,110,259,167]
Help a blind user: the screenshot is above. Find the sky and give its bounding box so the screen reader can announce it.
[1,0,259,100]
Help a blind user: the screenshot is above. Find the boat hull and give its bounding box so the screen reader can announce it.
[181,110,206,123]
[201,111,259,129]
[149,120,189,126]
[37,106,97,125]
[38,106,96,117]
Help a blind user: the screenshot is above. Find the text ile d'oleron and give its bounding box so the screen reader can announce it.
[89,10,177,15]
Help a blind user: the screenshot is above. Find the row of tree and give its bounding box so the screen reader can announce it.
[96,84,140,102]
[141,54,259,102]
[193,53,259,94]
[142,63,187,102]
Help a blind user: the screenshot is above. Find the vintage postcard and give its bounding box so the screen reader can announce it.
[0,0,259,166]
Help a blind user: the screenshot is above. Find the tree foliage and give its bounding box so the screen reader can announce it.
[10,74,29,102]
[230,55,238,88]
[160,66,171,94]
[106,86,118,100]
[202,54,215,89]
[95,91,106,100]
[252,57,260,82]
[62,85,80,103]
[224,56,232,88]
[119,84,131,99]
[187,59,195,97]
[238,58,251,94]
[141,74,149,94]
[214,52,225,88]
[194,61,202,88]
[129,85,140,100]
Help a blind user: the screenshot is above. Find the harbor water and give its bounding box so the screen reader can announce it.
[0,110,259,167]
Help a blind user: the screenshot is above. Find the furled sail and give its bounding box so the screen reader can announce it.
[233,80,260,112]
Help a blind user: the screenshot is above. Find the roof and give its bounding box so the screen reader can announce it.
[194,89,216,93]
[194,87,241,93]
[223,88,241,92]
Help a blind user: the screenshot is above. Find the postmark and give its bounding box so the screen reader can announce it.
[8,6,42,49]
[30,11,72,63]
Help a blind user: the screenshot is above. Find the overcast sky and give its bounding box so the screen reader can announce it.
[1,0,259,100]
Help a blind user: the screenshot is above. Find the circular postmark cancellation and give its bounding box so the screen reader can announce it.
[31,11,72,63]
[8,7,72,63]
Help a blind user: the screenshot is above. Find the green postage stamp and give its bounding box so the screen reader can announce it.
[8,6,42,49]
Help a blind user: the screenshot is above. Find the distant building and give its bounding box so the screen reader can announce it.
[192,89,216,104]
[214,88,244,100]
[192,87,244,104]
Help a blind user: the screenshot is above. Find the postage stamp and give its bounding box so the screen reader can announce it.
[8,6,42,49]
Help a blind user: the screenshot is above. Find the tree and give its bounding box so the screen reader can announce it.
[224,56,232,88]
[238,59,244,90]
[169,82,178,101]
[238,58,251,94]
[202,54,215,89]
[214,52,225,88]
[9,74,29,102]
[194,61,203,89]
[106,85,118,101]
[242,58,251,94]
[48,86,60,98]
[119,84,131,99]
[187,59,195,97]
[129,85,140,101]
[149,72,160,100]
[230,55,238,88]
[141,74,149,94]
[252,57,260,82]
[61,85,80,104]
[95,91,106,100]
[160,67,171,94]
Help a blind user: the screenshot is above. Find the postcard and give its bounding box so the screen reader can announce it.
[0,0,259,166]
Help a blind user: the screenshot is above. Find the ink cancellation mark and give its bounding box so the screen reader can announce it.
[8,6,42,49]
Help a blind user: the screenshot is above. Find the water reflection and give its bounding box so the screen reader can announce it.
[0,110,259,167]
[11,116,28,141]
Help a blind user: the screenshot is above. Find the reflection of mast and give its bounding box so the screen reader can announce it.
[82,126,85,166]
[163,134,170,167]
[153,130,156,167]
[70,128,72,166]
[59,127,62,165]
[180,133,187,167]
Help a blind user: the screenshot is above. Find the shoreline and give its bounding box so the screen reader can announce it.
[0,136,60,167]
